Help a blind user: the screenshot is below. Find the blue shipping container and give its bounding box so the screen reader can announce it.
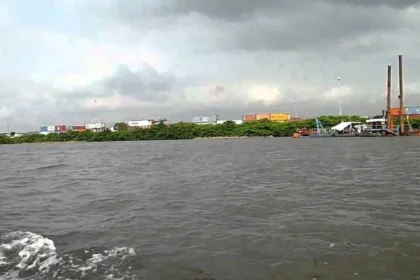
[40,126,48,132]
[405,106,420,115]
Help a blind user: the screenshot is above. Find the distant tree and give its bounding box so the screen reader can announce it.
[114,122,129,131]
[9,132,15,137]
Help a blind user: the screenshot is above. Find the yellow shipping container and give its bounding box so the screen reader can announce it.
[270,113,290,122]
[256,113,270,120]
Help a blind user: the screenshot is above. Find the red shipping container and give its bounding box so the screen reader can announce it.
[71,125,86,132]
[242,114,256,122]
[55,125,67,132]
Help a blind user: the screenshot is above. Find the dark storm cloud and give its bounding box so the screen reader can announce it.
[223,6,403,52]
[109,0,413,53]
[103,64,175,101]
[114,0,419,22]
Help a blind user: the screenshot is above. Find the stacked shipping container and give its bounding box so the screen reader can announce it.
[243,113,291,122]
[389,107,420,118]
[256,113,270,120]
[270,113,290,122]
[55,125,67,133]
[242,114,256,122]
[39,125,59,134]
[70,125,86,132]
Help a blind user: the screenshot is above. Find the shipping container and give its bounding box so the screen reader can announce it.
[270,113,290,122]
[405,106,420,115]
[242,114,256,122]
[192,116,217,123]
[47,126,55,132]
[55,125,66,132]
[70,125,86,132]
[40,126,48,132]
[39,131,50,135]
[390,107,400,116]
[256,113,270,120]
[233,120,243,124]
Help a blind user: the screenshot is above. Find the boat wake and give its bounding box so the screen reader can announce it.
[0,231,138,280]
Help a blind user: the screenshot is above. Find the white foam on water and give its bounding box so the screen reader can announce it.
[0,231,137,280]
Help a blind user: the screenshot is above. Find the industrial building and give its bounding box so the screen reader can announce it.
[85,123,106,132]
[191,115,218,125]
[216,120,243,125]
[128,120,155,129]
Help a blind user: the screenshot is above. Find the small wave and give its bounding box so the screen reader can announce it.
[0,231,137,280]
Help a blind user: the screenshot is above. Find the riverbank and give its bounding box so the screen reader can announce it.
[193,136,274,140]
[2,115,411,145]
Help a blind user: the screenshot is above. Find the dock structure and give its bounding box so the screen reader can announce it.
[398,54,405,135]
[386,65,392,131]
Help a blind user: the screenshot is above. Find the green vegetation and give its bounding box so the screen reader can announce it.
[1,115,420,144]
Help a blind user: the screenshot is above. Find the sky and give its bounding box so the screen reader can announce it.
[1,0,420,131]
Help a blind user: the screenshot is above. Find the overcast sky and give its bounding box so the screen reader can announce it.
[1,0,420,131]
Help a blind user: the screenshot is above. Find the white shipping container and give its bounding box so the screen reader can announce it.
[40,131,50,135]
[47,126,55,131]
[85,124,95,129]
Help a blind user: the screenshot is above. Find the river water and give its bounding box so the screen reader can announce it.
[0,138,419,280]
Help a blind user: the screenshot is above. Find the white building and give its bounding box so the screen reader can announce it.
[128,120,154,128]
[216,120,243,125]
[85,123,106,132]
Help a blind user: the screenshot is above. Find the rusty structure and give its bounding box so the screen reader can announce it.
[386,65,392,130]
[398,54,405,134]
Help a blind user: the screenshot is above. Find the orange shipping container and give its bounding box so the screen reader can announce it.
[390,107,400,116]
[270,113,290,122]
[243,114,256,122]
[256,113,270,120]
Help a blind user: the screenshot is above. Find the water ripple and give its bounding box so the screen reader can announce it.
[1,138,420,279]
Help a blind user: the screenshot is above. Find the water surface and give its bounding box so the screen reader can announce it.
[1,138,419,279]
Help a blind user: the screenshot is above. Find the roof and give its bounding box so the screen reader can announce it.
[331,122,360,131]
[365,118,385,123]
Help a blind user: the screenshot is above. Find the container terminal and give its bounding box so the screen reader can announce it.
[3,54,419,139]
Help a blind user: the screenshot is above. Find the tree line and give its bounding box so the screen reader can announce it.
[1,115,419,144]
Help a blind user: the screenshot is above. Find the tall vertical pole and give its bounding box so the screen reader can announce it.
[398,55,404,135]
[386,65,392,130]
[294,97,297,118]
[338,77,342,116]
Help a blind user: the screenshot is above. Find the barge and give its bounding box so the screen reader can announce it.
[301,116,400,138]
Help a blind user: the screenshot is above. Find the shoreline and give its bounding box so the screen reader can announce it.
[193,136,274,140]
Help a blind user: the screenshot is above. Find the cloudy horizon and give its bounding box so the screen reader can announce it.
[1,0,420,132]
